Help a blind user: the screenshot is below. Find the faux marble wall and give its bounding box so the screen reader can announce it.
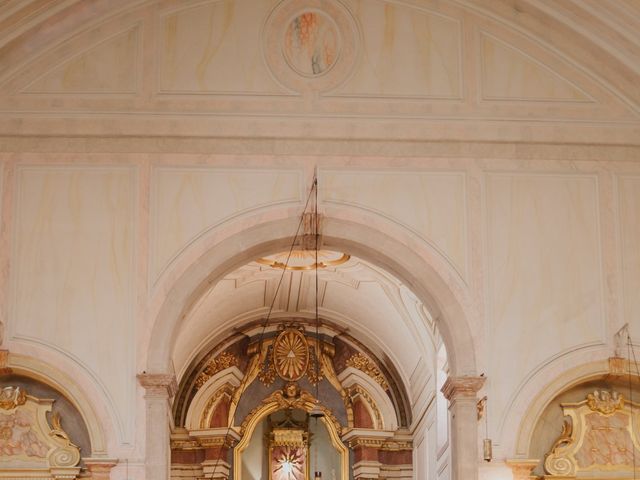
[485,173,605,436]
[336,0,461,98]
[618,176,640,341]
[321,170,468,280]
[0,0,638,476]
[9,166,136,444]
[159,0,283,94]
[151,167,302,280]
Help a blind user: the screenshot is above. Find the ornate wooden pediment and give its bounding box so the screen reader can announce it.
[544,389,640,479]
[0,386,81,479]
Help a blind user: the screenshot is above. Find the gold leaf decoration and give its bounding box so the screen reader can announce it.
[306,347,324,385]
[273,329,309,382]
[258,344,277,386]
[195,351,239,390]
[345,353,389,391]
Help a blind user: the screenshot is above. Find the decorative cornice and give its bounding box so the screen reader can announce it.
[137,373,178,398]
[341,428,394,449]
[441,376,486,401]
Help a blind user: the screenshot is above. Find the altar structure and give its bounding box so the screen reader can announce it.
[0,1,639,479]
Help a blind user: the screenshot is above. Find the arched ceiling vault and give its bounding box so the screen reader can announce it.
[0,0,638,145]
[172,254,439,418]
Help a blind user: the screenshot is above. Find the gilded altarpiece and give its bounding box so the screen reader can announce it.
[269,418,310,480]
[544,390,640,479]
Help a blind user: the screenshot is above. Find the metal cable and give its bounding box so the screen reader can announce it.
[202,177,317,478]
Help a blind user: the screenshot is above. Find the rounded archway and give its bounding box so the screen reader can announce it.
[144,205,480,480]
[147,211,477,379]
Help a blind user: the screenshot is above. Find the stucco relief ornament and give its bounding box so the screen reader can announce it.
[586,389,624,414]
[0,386,27,410]
[263,0,359,93]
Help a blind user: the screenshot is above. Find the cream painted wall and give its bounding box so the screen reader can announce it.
[1,156,639,464]
[0,0,638,477]
[321,170,468,281]
[485,172,605,441]
[8,165,137,444]
[618,175,640,341]
[151,167,302,281]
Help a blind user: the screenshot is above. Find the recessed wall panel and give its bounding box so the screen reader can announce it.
[486,173,604,430]
[151,167,302,280]
[10,165,136,443]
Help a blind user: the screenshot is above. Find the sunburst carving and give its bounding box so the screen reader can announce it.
[273,329,309,381]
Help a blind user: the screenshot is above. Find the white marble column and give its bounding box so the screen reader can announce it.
[441,376,485,480]
[138,373,177,480]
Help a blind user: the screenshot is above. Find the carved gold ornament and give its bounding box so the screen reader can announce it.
[273,329,309,382]
[345,353,389,391]
[305,347,324,385]
[240,383,342,436]
[195,351,239,390]
[258,345,278,386]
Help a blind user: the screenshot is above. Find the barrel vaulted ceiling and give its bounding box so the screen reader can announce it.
[171,254,439,414]
[0,0,638,146]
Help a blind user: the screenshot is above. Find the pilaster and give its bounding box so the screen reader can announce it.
[138,373,177,480]
[441,376,486,480]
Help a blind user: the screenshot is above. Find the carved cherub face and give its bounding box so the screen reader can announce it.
[285,383,298,398]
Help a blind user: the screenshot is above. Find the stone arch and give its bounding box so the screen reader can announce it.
[146,206,477,379]
[5,351,110,456]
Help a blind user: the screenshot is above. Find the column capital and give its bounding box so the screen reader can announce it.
[84,458,118,480]
[441,376,485,401]
[137,373,178,397]
[506,459,539,480]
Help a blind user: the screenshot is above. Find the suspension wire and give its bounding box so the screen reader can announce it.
[314,175,321,479]
[485,396,489,439]
[628,332,639,480]
[204,176,317,478]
